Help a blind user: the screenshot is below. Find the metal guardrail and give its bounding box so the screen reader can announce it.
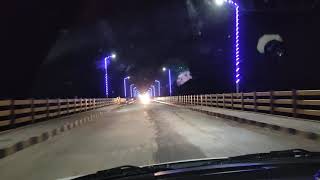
[0,98,123,130]
[157,90,320,119]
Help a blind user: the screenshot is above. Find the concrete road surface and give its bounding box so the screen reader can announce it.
[0,102,319,180]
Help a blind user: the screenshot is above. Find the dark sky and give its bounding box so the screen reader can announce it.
[1,0,320,98]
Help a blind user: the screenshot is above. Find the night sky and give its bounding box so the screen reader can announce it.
[1,0,320,98]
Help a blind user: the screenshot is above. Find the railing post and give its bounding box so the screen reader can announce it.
[200,95,203,106]
[58,98,61,115]
[74,98,76,112]
[231,93,234,109]
[85,99,88,111]
[270,91,274,114]
[241,92,244,110]
[292,89,297,118]
[46,98,50,119]
[94,98,96,109]
[9,99,15,127]
[67,98,69,114]
[80,98,83,111]
[223,93,225,108]
[186,96,188,105]
[254,91,257,112]
[216,94,218,107]
[31,98,35,123]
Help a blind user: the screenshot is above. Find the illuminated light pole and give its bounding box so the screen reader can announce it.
[151,85,156,97]
[162,67,172,96]
[130,84,135,98]
[123,76,130,98]
[155,80,160,96]
[133,87,137,97]
[214,0,241,92]
[149,88,154,97]
[104,53,116,97]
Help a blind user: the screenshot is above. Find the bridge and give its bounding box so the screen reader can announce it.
[0,89,319,179]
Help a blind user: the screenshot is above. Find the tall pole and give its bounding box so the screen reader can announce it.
[149,88,153,97]
[104,57,108,97]
[133,87,137,97]
[151,85,156,97]
[155,80,160,96]
[123,77,130,98]
[103,53,116,97]
[123,78,126,97]
[235,3,240,93]
[130,84,134,98]
[168,69,172,96]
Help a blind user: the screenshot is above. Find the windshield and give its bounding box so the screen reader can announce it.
[1,0,320,180]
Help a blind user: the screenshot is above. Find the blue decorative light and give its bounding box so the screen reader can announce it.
[151,85,156,97]
[130,84,134,98]
[155,80,161,96]
[168,69,172,96]
[219,0,241,92]
[123,76,130,97]
[104,53,116,97]
[104,57,108,97]
[162,67,172,96]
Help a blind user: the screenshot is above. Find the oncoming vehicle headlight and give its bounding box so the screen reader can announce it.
[139,94,150,104]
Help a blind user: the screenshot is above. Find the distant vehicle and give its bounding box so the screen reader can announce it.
[60,149,320,180]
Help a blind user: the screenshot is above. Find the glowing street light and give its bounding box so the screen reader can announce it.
[215,0,224,6]
[214,0,241,92]
[130,84,135,98]
[149,88,154,97]
[162,67,172,96]
[123,76,130,98]
[104,53,116,97]
[155,80,160,96]
[133,87,137,97]
[151,85,156,97]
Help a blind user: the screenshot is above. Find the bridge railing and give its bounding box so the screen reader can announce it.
[157,90,320,120]
[0,98,122,130]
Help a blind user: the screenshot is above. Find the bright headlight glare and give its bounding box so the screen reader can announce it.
[139,93,151,104]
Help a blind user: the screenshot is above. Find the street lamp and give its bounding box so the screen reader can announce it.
[133,87,137,97]
[215,0,224,6]
[130,84,135,98]
[123,76,130,98]
[162,67,172,96]
[214,0,241,92]
[104,53,116,97]
[151,85,156,97]
[155,80,160,96]
[149,88,153,97]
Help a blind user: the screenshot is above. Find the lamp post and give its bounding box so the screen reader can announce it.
[155,80,160,97]
[149,88,153,97]
[130,84,135,98]
[104,53,116,97]
[151,85,156,97]
[123,76,130,98]
[214,0,241,92]
[133,87,137,97]
[162,67,172,96]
